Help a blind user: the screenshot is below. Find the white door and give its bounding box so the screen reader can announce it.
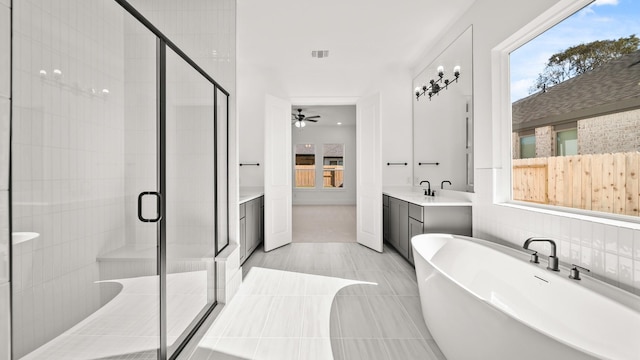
[356,93,383,252]
[264,94,292,251]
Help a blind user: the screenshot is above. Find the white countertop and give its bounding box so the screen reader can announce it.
[239,187,264,204]
[383,187,472,207]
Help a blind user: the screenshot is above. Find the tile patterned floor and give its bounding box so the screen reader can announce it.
[292,206,357,243]
[183,243,446,360]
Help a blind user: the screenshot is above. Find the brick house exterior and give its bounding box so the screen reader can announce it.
[512,50,640,159]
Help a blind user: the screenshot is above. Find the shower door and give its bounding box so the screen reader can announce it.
[163,45,217,359]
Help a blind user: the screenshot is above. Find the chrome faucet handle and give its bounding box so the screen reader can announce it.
[523,249,539,264]
[569,264,590,280]
[547,255,560,272]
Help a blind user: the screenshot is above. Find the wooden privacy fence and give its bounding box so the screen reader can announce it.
[295,165,345,188]
[323,166,344,188]
[295,165,315,187]
[513,152,640,216]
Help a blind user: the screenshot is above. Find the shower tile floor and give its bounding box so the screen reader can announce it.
[20,271,208,360]
[182,243,446,360]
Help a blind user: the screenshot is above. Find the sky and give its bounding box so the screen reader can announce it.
[510,0,640,102]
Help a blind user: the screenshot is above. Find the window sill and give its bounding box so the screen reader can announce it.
[497,201,640,230]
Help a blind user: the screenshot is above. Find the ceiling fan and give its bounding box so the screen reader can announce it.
[292,109,320,128]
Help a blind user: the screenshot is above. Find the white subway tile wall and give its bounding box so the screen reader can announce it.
[10,0,128,356]
[474,168,640,295]
[0,1,10,359]
[128,0,236,93]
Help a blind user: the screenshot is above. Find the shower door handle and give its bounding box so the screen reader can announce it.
[138,191,163,222]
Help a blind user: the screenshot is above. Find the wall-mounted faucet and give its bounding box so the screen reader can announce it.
[419,180,433,196]
[441,180,452,189]
[523,237,559,271]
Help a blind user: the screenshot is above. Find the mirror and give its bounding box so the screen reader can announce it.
[413,26,473,192]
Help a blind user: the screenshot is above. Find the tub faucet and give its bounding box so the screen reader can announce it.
[523,237,559,271]
[420,180,432,196]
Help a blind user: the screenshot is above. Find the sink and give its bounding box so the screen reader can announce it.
[12,232,40,245]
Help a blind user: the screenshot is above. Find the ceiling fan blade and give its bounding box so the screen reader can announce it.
[307,119,319,122]
[305,115,321,119]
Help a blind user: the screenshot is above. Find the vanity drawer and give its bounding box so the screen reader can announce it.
[409,203,423,222]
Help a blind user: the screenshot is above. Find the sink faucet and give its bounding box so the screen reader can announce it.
[419,180,432,196]
[523,237,559,271]
[441,180,452,189]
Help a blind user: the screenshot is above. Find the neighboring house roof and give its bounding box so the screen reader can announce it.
[512,50,640,131]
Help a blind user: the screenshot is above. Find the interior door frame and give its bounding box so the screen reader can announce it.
[287,96,382,252]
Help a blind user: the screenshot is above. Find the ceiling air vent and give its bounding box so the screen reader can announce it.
[311,50,329,58]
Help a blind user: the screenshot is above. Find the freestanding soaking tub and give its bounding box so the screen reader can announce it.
[412,233,640,360]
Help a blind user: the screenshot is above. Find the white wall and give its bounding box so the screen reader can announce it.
[0,0,11,358]
[237,64,287,187]
[292,125,356,205]
[415,0,640,294]
[376,66,414,187]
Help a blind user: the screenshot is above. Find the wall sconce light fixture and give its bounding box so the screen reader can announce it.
[414,65,461,100]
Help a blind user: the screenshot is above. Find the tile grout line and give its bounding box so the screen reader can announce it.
[394,295,430,342]
[362,293,392,360]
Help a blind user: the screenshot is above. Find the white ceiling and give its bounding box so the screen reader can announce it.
[238,0,476,97]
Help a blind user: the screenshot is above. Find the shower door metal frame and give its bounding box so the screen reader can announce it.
[114,1,230,359]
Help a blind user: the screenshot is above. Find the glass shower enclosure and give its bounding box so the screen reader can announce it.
[10,1,228,359]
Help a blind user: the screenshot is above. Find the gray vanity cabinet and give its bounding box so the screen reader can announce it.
[384,194,472,265]
[388,197,409,259]
[239,203,247,264]
[240,196,264,265]
[246,196,263,256]
[383,195,390,242]
[408,220,422,265]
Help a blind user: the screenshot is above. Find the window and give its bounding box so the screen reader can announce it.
[510,0,640,217]
[295,144,315,188]
[519,135,536,159]
[323,144,344,188]
[556,128,577,156]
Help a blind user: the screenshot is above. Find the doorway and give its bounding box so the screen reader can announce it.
[291,105,357,243]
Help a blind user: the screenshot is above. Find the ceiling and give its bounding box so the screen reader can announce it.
[238,0,476,98]
[292,105,356,127]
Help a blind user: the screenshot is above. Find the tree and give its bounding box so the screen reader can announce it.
[529,35,640,94]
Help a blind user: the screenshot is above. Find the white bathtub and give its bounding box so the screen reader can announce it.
[412,233,640,360]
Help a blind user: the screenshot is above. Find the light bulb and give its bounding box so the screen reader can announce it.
[453,65,461,76]
[437,66,444,76]
[39,70,47,77]
[295,121,306,128]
